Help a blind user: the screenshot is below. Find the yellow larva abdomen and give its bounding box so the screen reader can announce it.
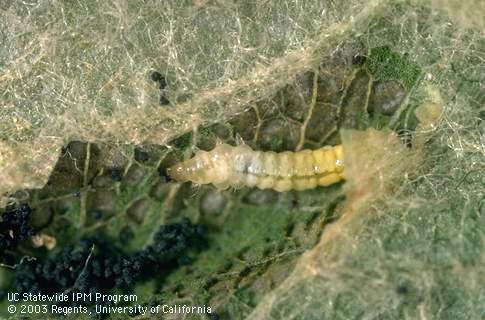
[294,150,314,177]
[276,151,294,177]
[167,143,344,192]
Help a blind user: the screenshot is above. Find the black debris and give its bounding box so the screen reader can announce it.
[11,219,205,311]
[150,70,170,106]
[0,204,36,254]
[150,71,167,89]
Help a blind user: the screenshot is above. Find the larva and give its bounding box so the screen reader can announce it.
[167,143,344,192]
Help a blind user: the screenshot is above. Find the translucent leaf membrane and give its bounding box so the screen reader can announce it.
[0,137,63,205]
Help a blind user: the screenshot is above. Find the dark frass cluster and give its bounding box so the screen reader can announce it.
[150,71,170,105]
[0,204,36,255]
[12,218,205,316]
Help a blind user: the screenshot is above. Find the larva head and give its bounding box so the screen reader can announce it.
[167,155,214,184]
[167,161,191,182]
[167,144,233,187]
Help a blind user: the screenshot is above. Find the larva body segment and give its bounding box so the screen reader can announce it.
[167,143,344,192]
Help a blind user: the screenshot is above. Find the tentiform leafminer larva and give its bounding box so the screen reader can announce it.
[167,143,344,192]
